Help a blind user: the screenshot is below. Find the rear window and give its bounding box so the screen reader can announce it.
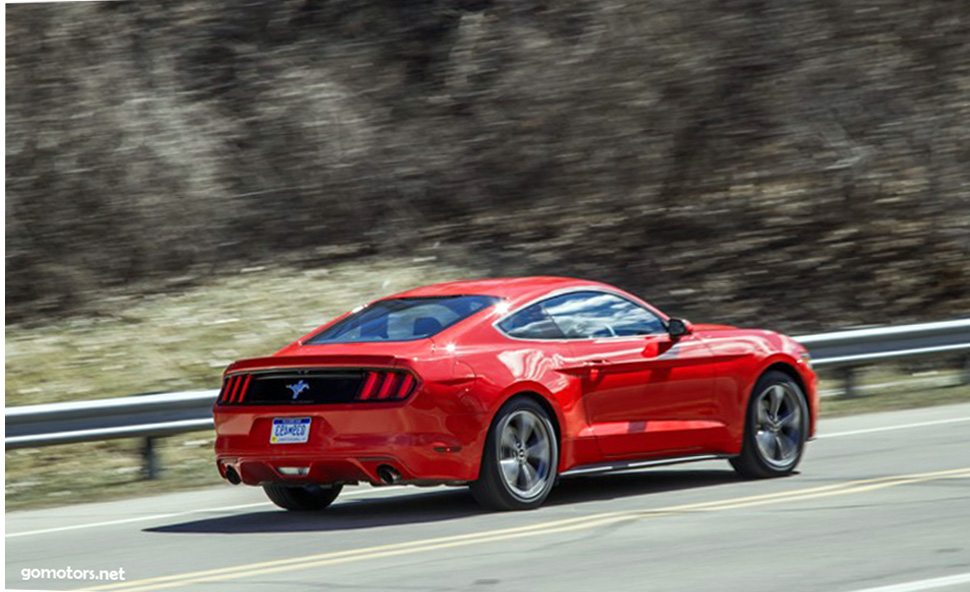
[304,295,500,344]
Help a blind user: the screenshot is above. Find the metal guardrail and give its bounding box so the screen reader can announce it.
[796,319,970,367]
[4,390,218,449]
[5,318,970,477]
[4,390,219,479]
[797,318,970,398]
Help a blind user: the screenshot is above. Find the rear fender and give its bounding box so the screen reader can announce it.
[485,380,586,473]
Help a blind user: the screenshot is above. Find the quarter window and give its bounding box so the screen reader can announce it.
[497,302,565,339]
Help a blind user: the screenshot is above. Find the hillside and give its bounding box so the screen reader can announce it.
[6,0,970,331]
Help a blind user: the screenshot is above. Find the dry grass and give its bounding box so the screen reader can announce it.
[4,434,225,512]
[817,367,970,417]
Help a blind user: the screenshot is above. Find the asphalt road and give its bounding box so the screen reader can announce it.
[6,403,970,592]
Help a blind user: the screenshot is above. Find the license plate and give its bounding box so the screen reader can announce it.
[270,417,311,444]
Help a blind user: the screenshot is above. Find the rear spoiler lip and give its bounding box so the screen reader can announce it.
[226,354,406,374]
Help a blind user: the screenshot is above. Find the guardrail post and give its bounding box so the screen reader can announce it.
[141,437,160,480]
[839,367,859,398]
[962,356,970,386]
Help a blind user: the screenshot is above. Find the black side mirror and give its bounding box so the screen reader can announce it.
[668,318,693,339]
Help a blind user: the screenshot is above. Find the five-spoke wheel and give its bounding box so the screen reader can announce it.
[754,383,803,469]
[471,397,558,510]
[731,371,809,479]
[498,409,554,500]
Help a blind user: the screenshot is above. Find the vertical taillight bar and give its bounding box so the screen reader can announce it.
[228,374,246,403]
[221,376,238,404]
[375,373,397,400]
[236,375,252,403]
[217,377,229,404]
[359,371,380,400]
[396,374,416,399]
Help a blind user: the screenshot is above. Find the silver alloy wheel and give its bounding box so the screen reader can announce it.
[497,409,553,500]
[754,383,803,469]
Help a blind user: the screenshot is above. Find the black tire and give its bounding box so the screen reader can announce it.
[730,370,809,479]
[263,483,343,511]
[470,397,559,511]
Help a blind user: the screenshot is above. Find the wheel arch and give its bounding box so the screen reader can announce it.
[758,361,813,432]
[505,391,563,451]
[488,386,565,466]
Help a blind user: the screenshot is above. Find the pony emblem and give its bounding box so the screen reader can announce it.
[286,380,310,399]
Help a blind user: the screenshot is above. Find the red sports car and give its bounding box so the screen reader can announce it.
[214,277,817,511]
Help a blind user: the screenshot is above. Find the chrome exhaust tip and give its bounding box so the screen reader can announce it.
[224,466,242,485]
[377,465,402,485]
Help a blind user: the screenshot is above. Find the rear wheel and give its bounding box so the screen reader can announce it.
[263,483,343,511]
[470,397,558,511]
[731,370,809,479]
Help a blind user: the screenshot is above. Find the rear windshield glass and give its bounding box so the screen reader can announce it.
[304,295,500,344]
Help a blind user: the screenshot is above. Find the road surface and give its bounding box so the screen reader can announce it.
[6,403,970,592]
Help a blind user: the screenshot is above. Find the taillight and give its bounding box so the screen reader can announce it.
[357,371,417,402]
[217,369,415,405]
[218,374,251,405]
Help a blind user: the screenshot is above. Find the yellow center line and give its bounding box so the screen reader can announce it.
[82,467,970,592]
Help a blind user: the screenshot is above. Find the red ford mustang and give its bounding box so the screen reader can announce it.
[214,277,817,511]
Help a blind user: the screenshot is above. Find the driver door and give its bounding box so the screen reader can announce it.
[543,291,717,458]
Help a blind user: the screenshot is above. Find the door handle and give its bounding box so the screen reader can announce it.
[587,360,611,381]
[555,360,614,376]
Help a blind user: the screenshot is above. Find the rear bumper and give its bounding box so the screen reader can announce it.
[214,403,486,486]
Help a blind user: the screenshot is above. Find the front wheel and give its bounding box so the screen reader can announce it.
[730,371,809,479]
[470,397,559,511]
[263,483,343,511]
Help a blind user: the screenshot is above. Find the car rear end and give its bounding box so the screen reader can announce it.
[213,350,488,488]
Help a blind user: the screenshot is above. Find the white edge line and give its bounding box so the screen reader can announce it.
[842,572,970,592]
[821,417,970,439]
[4,502,272,539]
[4,486,407,539]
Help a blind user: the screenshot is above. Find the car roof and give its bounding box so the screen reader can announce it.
[390,276,614,303]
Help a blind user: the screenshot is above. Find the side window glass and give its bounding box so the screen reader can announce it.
[540,291,664,339]
[497,303,565,339]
